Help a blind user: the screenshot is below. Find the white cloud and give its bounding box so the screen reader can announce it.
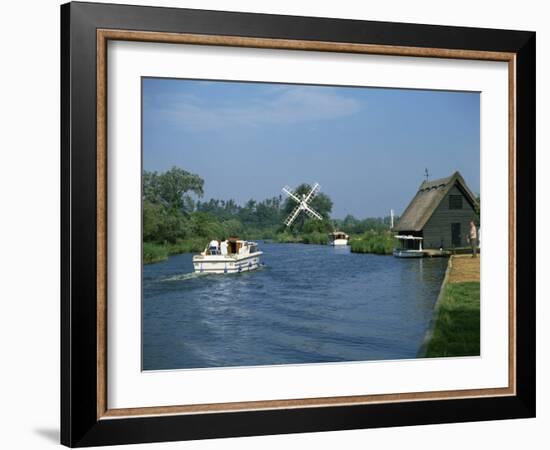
[145,85,362,131]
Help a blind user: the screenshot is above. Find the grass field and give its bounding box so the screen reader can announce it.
[424,281,480,357]
[424,255,480,358]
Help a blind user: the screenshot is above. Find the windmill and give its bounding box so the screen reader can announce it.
[281,183,323,227]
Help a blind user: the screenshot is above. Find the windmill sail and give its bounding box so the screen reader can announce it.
[303,204,323,220]
[282,186,301,203]
[304,182,320,203]
[283,204,303,227]
[281,182,323,227]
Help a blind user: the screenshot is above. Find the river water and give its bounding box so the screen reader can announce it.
[143,242,447,370]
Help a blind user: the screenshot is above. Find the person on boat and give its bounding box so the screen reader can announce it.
[468,221,478,258]
[208,239,220,255]
[220,240,228,256]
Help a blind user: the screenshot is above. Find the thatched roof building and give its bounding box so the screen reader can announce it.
[394,171,479,249]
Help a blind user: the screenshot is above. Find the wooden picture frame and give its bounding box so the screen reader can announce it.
[61,1,535,447]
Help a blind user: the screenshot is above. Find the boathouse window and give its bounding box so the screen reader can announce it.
[449,195,463,209]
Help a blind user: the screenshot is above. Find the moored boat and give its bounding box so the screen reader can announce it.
[393,235,424,258]
[328,231,349,246]
[192,237,263,274]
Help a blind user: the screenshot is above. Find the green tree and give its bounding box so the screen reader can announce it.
[302,219,333,233]
[143,166,204,212]
[188,212,224,238]
[342,214,360,233]
[254,197,283,228]
[221,218,244,237]
[237,199,258,225]
[143,201,164,241]
[143,200,188,243]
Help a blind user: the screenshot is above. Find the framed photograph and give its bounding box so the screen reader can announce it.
[61,1,535,447]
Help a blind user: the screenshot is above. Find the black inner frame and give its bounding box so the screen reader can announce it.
[61,2,536,447]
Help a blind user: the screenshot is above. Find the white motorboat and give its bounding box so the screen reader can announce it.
[193,238,263,274]
[393,235,425,258]
[328,231,349,246]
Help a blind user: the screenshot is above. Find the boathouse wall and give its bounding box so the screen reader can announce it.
[422,185,478,249]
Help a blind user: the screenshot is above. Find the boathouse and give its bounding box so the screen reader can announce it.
[394,171,479,249]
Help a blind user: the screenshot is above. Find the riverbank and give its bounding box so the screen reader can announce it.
[272,231,329,245]
[143,233,330,264]
[349,231,394,255]
[143,239,206,264]
[421,255,480,357]
[144,230,396,264]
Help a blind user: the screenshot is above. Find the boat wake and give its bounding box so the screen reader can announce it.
[160,264,267,282]
[160,272,210,282]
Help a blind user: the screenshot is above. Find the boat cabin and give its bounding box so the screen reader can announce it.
[329,231,349,240]
[328,231,349,246]
[227,237,242,255]
[393,235,424,258]
[394,235,423,251]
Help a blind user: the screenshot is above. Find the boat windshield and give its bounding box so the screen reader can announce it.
[331,232,347,239]
[203,239,260,256]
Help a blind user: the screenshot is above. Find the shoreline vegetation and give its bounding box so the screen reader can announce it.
[349,231,395,255]
[142,167,396,264]
[143,231,396,264]
[423,256,481,357]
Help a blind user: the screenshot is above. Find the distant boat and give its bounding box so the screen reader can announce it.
[328,231,349,246]
[193,237,263,274]
[393,235,424,258]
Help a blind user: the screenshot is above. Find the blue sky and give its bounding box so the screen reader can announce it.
[143,78,480,218]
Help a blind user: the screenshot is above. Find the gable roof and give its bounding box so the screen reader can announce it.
[394,171,479,232]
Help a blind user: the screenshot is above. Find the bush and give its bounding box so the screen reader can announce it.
[273,232,302,243]
[143,242,169,264]
[272,231,328,245]
[166,238,207,255]
[350,230,395,255]
[143,238,209,265]
[188,212,225,238]
[302,219,333,234]
[143,201,187,243]
[302,232,329,245]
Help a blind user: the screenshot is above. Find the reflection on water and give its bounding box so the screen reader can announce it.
[142,243,447,370]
